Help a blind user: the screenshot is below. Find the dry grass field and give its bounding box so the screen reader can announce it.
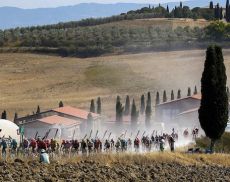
[0,49,230,119]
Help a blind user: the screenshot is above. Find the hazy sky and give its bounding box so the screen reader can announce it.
[0,0,187,9]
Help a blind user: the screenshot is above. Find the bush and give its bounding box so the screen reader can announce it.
[196,132,230,153]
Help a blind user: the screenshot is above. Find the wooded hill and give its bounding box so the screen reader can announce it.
[0,1,230,58]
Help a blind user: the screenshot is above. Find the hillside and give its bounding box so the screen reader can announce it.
[0,1,227,29]
[0,1,229,58]
[1,19,229,58]
[1,49,230,119]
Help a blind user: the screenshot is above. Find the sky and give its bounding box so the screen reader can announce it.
[0,0,187,9]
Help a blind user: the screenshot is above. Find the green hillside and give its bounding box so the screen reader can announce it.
[0,3,229,57]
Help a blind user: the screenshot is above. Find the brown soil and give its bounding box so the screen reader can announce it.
[0,154,230,182]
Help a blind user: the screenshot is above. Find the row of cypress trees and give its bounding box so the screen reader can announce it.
[210,0,230,21]
[90,97,101,114]
[156,86,198,104]
[116,92,152,124]
[113,86,199,123]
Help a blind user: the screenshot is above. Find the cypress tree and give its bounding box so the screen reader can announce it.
[90,99,95,113]
[87,113,93,129]
[147,92,152,108]
[171,90,174,101]
[140,94,145,115]
[187,87,191,96]
[163,90,167,102]
[1,110,6,119]
[220,7,223,20]
[209,1,213,9]
[194,85,198,95]
[167,5,169,13]
[36,105,40,114]
[226,0,230,22]
[177,89,181,99]
[97,97,101,114]
[14,112,18,122]
[145,92,152,125]
[124,95,130,115]
[215,3,220,19]
[116,95,121,102]
[180,1,183,8]
[131,99,139,123]
[59,101,64,107]
[199,45,228,152]
[155,92,160,105]
[87,113,93,121]
[116,96,124,122]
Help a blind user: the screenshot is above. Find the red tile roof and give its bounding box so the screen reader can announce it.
[191,94,202,100]
[52,106,99,120]
[37,115,81,126]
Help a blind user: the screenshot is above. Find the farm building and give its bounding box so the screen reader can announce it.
[173,108,200,128]
[15,106,101,139]
[22,115,81,140]
[155,94,201,123]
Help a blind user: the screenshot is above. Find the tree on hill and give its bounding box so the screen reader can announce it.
[97,97,101,114]
[209,1,214,9]
[124,95,130,116]
[171,90,175,101]
[220,7,223,20]
[90,99,95,113]
[187,87,191,96]
[116,96,124,122]
[214,3,221,19]
[1,110,7,119]
[59,101,64,107]
[140,94,145,115]
[177,89,181,99]
[155,92,160,105]
[163,90,167,102]
[226,0,230,22]
[194,86,198,95]
[36,105,40,114]
[167,5,170,13]
[131,99,139,123]
[199,45,228,152]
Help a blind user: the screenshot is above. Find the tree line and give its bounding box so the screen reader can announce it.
[0,21,229,57]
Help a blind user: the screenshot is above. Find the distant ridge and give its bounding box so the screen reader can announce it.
[0,3,148,29]
[0,1,227,29]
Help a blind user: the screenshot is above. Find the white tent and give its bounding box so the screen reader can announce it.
[0,119,20,142]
